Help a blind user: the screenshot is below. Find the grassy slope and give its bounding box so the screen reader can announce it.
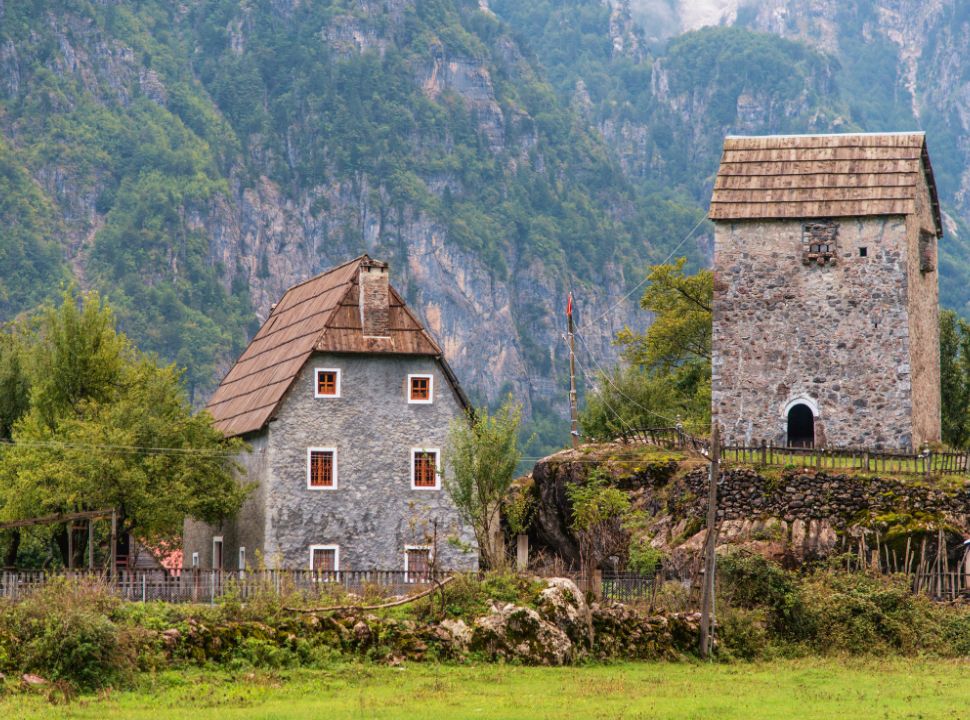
[7,660,970,719]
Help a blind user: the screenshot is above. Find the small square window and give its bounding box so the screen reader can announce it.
[408,374,434,404]
[405,546,431,583]
[307,448,337,489]
[310,545,339,573]
[411,448,440,489]
[315,368,341,398]
[859,247,868,257]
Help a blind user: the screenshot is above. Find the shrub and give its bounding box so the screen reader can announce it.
[0,580,137,691]
[717,607,772,661]
[628,539,664,576]
[717,550,807,638]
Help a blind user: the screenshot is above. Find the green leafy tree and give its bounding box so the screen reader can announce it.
[939,309,970,448]
[0,289,248,566]
[0,328,31,440]
[445,398,523,569]
[582,258,712,439]
[567,469,637,575]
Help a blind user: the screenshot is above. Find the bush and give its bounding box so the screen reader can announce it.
[717,607,772,660]
[0,580,137,691]
[717,550,807,638]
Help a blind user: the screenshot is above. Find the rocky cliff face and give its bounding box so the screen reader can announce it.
[0,0,651,422]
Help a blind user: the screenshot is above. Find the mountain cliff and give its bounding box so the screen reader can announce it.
[2,0,970,450]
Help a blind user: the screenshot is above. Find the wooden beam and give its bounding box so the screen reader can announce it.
[0,509,114,531]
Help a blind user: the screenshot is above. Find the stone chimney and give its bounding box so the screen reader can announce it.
[359,259,390,337]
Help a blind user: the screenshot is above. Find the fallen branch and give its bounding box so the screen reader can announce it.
[285,576,455,613]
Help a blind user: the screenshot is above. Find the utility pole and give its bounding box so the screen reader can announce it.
[699,423,720,658]
[567,293,579,449]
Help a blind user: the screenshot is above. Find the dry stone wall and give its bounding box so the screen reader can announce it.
[682,467,970,528]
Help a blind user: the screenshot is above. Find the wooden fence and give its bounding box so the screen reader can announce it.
[0,568,446,603]
[620,427,970,477]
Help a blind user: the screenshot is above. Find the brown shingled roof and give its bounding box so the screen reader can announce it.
[206,256,458,437]
[708,133,942,236]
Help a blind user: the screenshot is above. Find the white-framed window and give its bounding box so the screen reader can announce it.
[404,545,432,583]
[410,448,441,490]
[212,536,223,571]
[191,552,199,568]
[314,368,341,398]
[310,545,340,574]
[307,447,338,489]
[407,374,434,404]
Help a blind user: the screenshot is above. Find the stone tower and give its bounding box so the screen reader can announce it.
[709,133,942,450]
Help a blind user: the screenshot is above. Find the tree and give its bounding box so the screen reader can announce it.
[582,258,712,439]
[445,398,523,569]
[615,257,712,375]
[940,309,970,448]
[0,327,31,440]
[566,469,637,582]
[0,288,249,566]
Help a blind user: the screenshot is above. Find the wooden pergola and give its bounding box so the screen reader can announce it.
[0,509,117,573]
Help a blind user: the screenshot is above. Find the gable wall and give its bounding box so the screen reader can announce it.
[258,352,477,570]
[712,216,915,448]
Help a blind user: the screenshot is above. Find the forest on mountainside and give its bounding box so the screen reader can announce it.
[2,0,970,452]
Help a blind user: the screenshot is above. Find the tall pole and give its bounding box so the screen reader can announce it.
[699,423,720,658]
[110,509,118,582]
[567,293,579,449]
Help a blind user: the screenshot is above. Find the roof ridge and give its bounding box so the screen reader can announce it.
[274,255,369,296]
[726,132,925,139]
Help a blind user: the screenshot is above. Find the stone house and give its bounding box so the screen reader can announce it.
[184,256,478,572]
[709,133,943,450]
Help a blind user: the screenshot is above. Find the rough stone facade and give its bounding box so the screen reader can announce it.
[185,353,477,571]
[712,204,940,450]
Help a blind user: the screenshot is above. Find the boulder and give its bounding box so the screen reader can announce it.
[535,577,592,648]
[22,673,47,686]
[471,602,573,665]
[436,618,472,653]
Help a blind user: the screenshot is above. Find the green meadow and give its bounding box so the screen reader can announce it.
[6,658,969,720]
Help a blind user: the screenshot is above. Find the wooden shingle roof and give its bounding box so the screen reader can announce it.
[206,256,459,437]
[709,133,942,236]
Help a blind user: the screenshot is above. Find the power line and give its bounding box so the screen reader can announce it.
[575,214,707,334]
[573,329,682,428]
[0,438,237,457]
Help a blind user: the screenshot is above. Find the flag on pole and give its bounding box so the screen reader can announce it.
[566,292,573,318]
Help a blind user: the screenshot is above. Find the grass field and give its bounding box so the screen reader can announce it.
[5,658,970,719]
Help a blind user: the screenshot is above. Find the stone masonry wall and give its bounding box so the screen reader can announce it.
[712,217,916,449]
[184,432,269,570]
[906,165,942,445]
[261,352,477,571]
[682,467,970,528]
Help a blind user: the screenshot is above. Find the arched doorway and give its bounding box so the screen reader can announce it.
[787,404,815,448]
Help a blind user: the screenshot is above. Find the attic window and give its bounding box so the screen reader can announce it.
[919,230,936,273]
[307,448,337,489]
[802,221,839,266]
[411,449,440,489]
[859,247,868,257]
[315,368,341,398]
[408,374,433,404]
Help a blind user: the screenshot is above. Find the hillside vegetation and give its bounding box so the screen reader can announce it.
[2,0,970,446]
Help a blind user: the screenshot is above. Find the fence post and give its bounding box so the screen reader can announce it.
[142,573,146,603]
[516,534,529,571]
[760,439,766,466]
[925,450,932,480]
